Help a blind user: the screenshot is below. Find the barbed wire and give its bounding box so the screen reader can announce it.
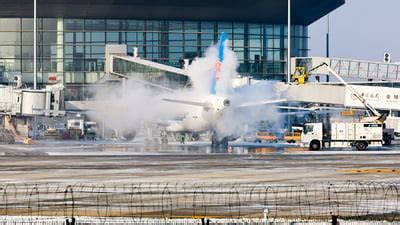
[0,182,398,221]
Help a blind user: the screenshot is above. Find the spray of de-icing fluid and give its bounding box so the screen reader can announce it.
[90,39,282,138]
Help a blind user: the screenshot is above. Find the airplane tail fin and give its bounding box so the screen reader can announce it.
[211,32,227,95]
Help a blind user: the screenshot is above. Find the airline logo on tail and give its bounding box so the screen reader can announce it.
[211,32,227,95]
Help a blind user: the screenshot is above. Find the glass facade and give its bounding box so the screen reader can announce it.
[0,18,308,100]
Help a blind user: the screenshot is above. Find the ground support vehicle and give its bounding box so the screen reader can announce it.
[302,122,383,151]
[67,119,98,140]
[254,131,278,143]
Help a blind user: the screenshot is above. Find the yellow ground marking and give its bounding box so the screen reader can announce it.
[340,168,400,174]
[284,147,308,152]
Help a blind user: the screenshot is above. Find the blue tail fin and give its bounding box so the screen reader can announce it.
[211,32,227,95]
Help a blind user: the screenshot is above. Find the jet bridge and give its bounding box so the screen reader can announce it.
[277,82,400,111]
[292,57,400,81]
[278,57,400,111]
[105,45,189,90]
[0,75,65,117]
[0,75,65,141]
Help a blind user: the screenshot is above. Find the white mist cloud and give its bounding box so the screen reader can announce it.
[214,81,283,138]
[89,81,186,133]
[186,40,238,98]
[90,40,281,138]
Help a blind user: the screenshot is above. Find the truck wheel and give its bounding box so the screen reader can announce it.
[309,140,321,151]
[120,130,136,141]
[383,138,392,146]
[221,137,229,150]
[355,141,368,151]
[211,132,219,148]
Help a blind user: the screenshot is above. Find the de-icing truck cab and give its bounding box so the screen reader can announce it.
[301,122,383,151]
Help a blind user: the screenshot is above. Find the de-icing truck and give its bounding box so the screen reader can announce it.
[301,122,383,151]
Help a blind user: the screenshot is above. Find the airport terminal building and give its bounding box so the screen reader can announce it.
[0,0,344,101]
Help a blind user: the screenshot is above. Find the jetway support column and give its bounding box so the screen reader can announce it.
[57,18,64,83]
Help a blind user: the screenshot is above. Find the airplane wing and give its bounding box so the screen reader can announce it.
[129,77,177,93]
[277,106,366,116]
[104,74,177,93]
[162,98,209,108]
[278,106,317,111]
[278,106,367,112]
[282,109,338,116]
[235,99,287,108]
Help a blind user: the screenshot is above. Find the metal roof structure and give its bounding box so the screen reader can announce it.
[2,0,344,25]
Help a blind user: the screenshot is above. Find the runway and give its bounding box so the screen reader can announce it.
[0,140,399,185]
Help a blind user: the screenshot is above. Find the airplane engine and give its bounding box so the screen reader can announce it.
[223,99,230,107]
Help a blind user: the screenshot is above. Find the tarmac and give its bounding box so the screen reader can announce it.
[0,140,399,185]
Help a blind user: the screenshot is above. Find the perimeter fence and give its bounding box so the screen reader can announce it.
[0,217,396,225]
[0,181,398,221]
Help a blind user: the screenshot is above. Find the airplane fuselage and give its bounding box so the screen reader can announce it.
[165,95,230,133]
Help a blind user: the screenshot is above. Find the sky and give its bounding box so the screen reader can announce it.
[309,0,400,62]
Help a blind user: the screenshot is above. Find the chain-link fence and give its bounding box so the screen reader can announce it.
[0,182,398,221]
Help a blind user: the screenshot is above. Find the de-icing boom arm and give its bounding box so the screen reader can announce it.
[318,62,382,118]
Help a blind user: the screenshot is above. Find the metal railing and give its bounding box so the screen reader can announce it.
[0,182,398,221]
[294,57,400,81]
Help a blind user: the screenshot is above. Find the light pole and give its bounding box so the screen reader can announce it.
[33,0,38,139]
[326,14,330,58]
[287,0,291,84]
[287,0,292,131]
[326,14,330,82]
[33,0,37,90]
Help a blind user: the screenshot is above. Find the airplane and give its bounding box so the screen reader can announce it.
[161,32,286,148]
